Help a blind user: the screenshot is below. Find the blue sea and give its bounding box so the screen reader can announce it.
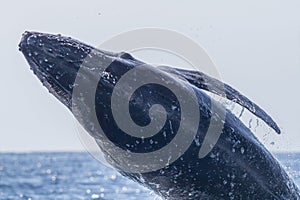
[0,152,300,200]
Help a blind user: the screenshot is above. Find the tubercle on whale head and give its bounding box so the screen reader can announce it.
[18,31,135,110]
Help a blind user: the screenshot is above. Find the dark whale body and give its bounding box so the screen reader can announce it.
[19,32,300,199]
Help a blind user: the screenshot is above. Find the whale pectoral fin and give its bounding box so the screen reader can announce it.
[158,66,281,134]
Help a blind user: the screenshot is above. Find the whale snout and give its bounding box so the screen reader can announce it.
[19,31,35,51]
[19,31,91,67]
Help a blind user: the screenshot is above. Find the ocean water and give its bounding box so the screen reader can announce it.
[0,152,300,200]
[0,153,158,200]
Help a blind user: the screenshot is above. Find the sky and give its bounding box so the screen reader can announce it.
[0,0,299,152]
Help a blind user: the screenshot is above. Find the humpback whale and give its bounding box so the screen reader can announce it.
[19,31,300,199]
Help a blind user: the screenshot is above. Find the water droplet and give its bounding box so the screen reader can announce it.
[48,63,54,68]
[194,138,201,147]
[163,131,167,138]
[210,153,216,158]
[240,147,245,154]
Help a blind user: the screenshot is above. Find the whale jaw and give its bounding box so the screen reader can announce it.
[20,31,112,110]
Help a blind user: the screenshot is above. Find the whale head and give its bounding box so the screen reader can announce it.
[18,31,136,111]
[19,31,90,108]
[18,31,184,145]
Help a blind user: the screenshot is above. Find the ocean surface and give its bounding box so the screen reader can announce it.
[0,152,300,200]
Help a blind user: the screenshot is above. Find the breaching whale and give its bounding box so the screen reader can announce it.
[19,31,300,199]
